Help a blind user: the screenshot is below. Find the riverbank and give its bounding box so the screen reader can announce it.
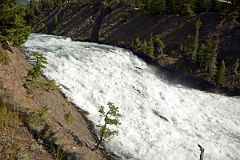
[0,46,111,159]
[29,2,240,96]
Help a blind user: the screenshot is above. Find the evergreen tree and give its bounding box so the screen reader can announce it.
[146,35,155,59]
[191,18,202,63]
[142,39,148,53]
[180,0,195,16]
[153,34,165,57]
[216,60,226,87]
[0,0,31,46]
[198,35,219,80]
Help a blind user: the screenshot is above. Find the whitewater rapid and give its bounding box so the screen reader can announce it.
[23,34,240,160]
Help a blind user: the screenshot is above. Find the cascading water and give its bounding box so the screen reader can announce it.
[23,33,240,160]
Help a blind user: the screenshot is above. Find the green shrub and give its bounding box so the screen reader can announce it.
[24,52,59,93]
[64,111,74,124]
[132,37,141,48]
[41,79,59,92]
[26,106,49,126]
[0,49,10,65]
[0,105,19,130]
[5,147,30,160]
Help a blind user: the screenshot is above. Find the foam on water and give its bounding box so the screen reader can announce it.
[23,33,240,160]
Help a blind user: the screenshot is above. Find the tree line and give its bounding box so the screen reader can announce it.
[133,0,240,15]
[132,17,239,88]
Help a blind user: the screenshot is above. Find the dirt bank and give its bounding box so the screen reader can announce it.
[0,47,112,159]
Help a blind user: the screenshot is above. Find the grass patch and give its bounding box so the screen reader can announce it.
[25,106,49,127]
[64,111,74,124]
[0,105,19,130]
[5,147,30,160]
[0,49,10,65]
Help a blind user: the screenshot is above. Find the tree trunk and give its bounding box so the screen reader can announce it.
[198,144,205,160]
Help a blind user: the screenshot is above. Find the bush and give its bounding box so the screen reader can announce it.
[26,106,49,126]
[5,147,30,160]
[24,52,59,94]
[0,49,10,65]
[64,111,74,124]
[0,105,19,130]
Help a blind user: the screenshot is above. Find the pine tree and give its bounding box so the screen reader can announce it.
[153,34,165,57]
[179,0,195,16]
[142,39,148,53]
[191,18,202,63]
[216,60,226,87]
[198,35,218,80]
[0,0,31,46]
[146,35,155,59]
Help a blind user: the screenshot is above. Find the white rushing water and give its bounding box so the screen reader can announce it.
[24,33,240,160]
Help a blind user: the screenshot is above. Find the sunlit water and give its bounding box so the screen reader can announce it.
[24,34,240,160]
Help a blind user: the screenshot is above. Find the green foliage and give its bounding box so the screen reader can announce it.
[197,35,219,80]
[5,147,30,160]
[216,60,226,87]
[153,34,165,56]
[191,18,202,63]
[179,0,195,16]
[64,111,74,124]
[121,12,129,22]
[94,102,121,150]
[0,105,19,130]
[0,0,31,46]
[24,52,59,93]
[27,106,49,126]
[26,52,47,81]
[41,79,59,92]
[0,49,10,65]
[232,58,239,74]
[132,37,141,48]
[149,0,166,13]
[145,35,155,59]
[133,0,231,15]
[55,145,64,160]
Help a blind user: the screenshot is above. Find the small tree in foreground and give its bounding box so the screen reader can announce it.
[94,102,121,150]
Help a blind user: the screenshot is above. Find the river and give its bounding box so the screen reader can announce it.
[23,33,240,160]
